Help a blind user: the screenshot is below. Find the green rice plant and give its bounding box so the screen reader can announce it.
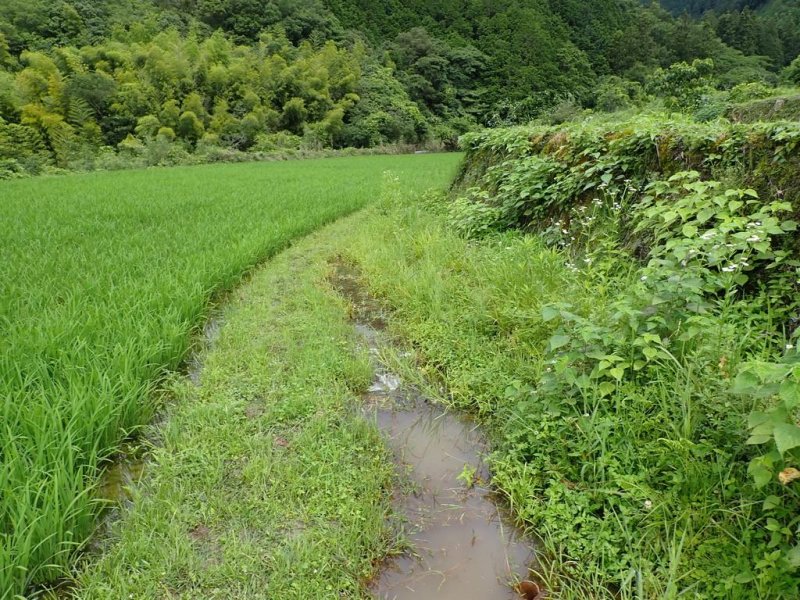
[0,153,462,598]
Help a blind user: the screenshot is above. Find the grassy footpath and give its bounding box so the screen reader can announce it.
[76,232,396,598]
[1,153,460,597]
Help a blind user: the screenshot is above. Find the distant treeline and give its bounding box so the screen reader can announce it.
[0,0,798,175]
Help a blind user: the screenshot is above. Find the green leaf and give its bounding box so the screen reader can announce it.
[548,334,570,351]
[773,423,800,456]
[746,434,773,446]
[763,495,782,510]
[788,544,800,568]
[541,306,560,322]
[733,273,749,286]
[749,460,773,489]
[780,379,800,410]
[598,381,616,397]
[609,367,626,381]
[697,208,714,224]
[682,224,698,238]
[781,220,798,232]
[732,370,759,394]
[734,571,755,584]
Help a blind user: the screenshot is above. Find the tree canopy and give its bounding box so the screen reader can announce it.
[0,0,797,175]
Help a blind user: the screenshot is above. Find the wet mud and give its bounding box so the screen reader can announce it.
[329,260,535,600]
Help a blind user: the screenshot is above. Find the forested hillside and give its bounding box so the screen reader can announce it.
[0,0,798,177]
[657,0,800,65]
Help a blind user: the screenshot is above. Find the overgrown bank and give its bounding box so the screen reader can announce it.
[374,118,800,597]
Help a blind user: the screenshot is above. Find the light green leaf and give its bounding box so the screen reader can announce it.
[773,423,800,456]
[548,334,570,351]
[746,434,773,445]
[749,460,773,489]
[541,306,560,322]
[609,367,626,381]
[780,379,800,410]
[788,544,800,568]
[598,381,616,397]
[732,371,759,394]
[643,347,659,360]
[697,208,714,224]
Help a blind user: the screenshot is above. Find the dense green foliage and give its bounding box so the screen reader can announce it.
[660,0,800,68]
[0,0,798,176]
[0,154,459,598]
[419,117,800,596]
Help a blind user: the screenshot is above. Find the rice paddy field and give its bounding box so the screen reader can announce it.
[0,153,462,598]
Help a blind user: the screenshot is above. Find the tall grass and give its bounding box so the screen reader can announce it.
[0,154,462,598]
[341,191,800,598]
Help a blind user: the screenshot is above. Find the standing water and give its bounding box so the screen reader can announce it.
[33,311,224,598]
[329,261,536,600]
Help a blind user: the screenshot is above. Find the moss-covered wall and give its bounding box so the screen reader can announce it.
[453,117,800,229]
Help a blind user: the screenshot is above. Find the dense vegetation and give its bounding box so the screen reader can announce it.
[660,0,800,69]
[0,0,798,177]
[0,154,457,598]
[3,0,800,597]
[419,116,800,596]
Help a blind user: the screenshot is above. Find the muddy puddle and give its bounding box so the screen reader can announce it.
[330,261,535,600]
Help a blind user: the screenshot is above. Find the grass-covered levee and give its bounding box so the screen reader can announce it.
[360,115,800,598]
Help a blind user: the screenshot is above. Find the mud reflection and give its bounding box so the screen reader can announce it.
[330,260,534,600]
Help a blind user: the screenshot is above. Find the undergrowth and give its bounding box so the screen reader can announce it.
[341,129,800,597]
